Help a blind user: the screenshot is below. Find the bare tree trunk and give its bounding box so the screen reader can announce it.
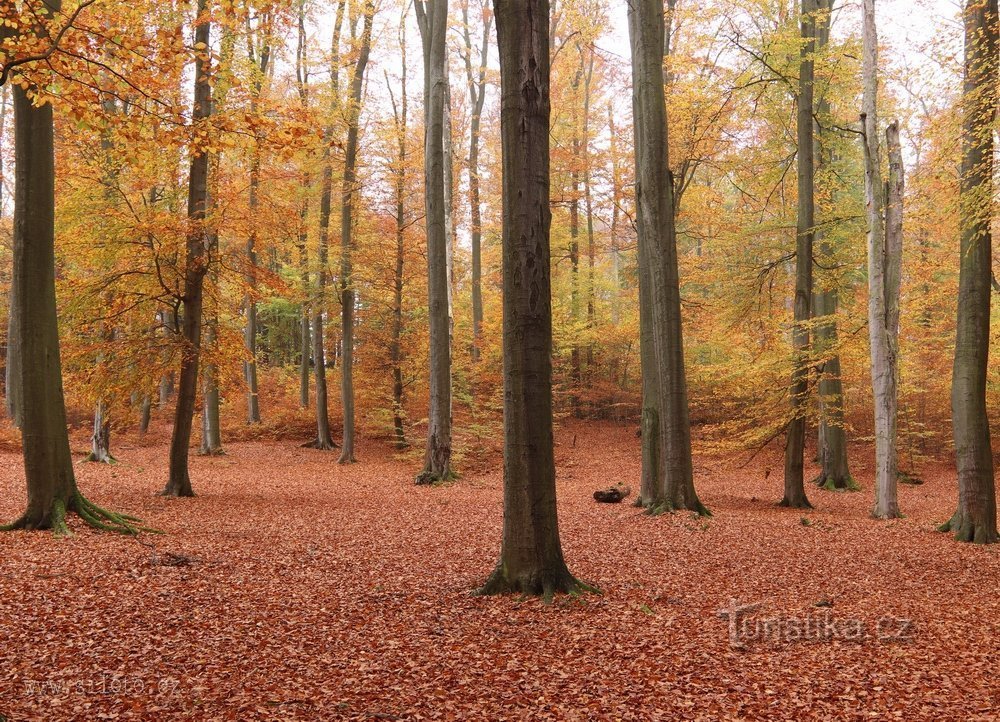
[942,0,998,543]
[629,0,705,515]
[165,0,214,496]
[139,394,152,434]
[862,0,903,517]
[462,0,491,362]
[812,0,852,490]
[305,0,345,451]
[337,0,375,465]
[388,12,411,450]
[479,0,587,599]
[295,2,310,410]
[781,0,815,509]
[244,19,271,425]
[415,0,454,483]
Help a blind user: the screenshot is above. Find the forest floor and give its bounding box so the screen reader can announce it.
[0,420,998,720]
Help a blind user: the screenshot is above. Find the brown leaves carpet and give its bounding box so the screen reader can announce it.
[1,422,998,720]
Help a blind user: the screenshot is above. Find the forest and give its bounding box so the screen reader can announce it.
[1,0,999,719]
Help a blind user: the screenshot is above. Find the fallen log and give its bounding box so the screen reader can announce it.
[593,485,631,504]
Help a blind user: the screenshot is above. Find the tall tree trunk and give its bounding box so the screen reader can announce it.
[862,0,903,517]
[568,53,583,416]
[298,176,311,409]
[337,0,375,465]
[781,0,816,509]
[582,49,595,375]
[463,0,490,362]
[629,0,705,515]
[2,50,138,534]
[388,12,411,450]
[305,0,345,451]
[244,21,271,425]
[165,0,214,496]
[813,0,852,490]
[415,0,454,484]
[296,1,311,410]
[479,0,587,599]
[139,394,152,434]
[943,0,998,543]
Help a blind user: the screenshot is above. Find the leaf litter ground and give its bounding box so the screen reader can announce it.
[1,421,998,720]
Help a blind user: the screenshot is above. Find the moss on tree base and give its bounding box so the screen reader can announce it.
[1,491,154,536]
[814,474,860,492]
[938,511,999,544]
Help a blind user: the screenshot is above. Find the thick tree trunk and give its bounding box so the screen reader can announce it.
[781,0,815,509]
[629,0,705,515]
[812,0,852,491]
[416,0,454,484]
[943,0,998,542]
[337,0,374,465]
[479,0,586,599]
[861,0,903,517]
[165,0,214,497]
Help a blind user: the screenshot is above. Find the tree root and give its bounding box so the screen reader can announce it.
[197,447,226,457]
[415,469,455,485]
[83,451,117,464]
[1,491,157,536]
[476,565,600,603]
[938,511,999,544]
[645,498,712,517]
[778,495,813,509]
[814,474,860,492]
[301,437,339,450]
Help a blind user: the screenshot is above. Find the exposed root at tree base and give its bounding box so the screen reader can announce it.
[937,512,999,544]
[301,438,340,450]
[813,474,860,492]
[475,566,601,603]
[83,452,117,465]
[197,448,226,457]
[644,499,712,517]
[778,495,813,509]
[414,469,456,486]
[1,492,155,536]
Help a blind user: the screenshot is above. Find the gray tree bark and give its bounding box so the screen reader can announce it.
[305,0,345,451]
[812,0,852,490]
[415,0,454,483]
[943,0,998,543]
[781,0,816,509]
[862,0,903,517]
[244,17,271,426]
[479,0,587,599]
[629,0,705,515]
[337,0,375,465]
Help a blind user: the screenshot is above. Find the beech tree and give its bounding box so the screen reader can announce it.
[305,0,345,451]
[861,0,903,518]
[812,0,852,491]
[781,0,816,509]
[337,0,375,465]
[629,0,705,515]
[942,0,998,543]
[415,0,454,483]
[479,0,589,599]
[1,0,140,532]
[164,0,214,497]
